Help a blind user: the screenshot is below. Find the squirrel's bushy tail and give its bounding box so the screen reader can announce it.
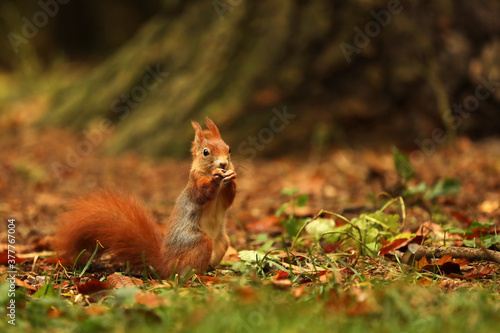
[55,189,165,274]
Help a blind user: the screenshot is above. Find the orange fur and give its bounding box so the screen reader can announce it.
[220,179,237,208]
[191,172,221,206]
[56,190,164,271]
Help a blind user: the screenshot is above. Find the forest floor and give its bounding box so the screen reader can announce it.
[1,115,500,331]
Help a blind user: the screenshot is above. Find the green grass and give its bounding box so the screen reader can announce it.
[1,271,500,333]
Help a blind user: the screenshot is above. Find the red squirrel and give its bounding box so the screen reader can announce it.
[55,118,236,278]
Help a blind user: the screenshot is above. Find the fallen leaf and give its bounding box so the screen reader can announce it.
[479,200,499,214]
[15,278,36,291]
[416,257,430,271]
[53,280,69,291]
[221,246,240,262]
[195,275,221,284]
[322,242,341,253]
[0,250,25,264]
[135,292,169,308]
[107,273,143,289]
[379,238,409,256]
[417,255,462,277]
[273,270,290,280]
[464,265,493,279]
[453,258,469,266]
[416,221,445,239]
[77,279,110,295]
[436,254,454,265]
[298,270,328,284]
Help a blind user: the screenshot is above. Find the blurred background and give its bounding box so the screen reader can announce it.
[1,0,500,158]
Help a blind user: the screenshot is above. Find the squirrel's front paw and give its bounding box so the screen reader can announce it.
[212,168,225,183]
[222,169,236,185]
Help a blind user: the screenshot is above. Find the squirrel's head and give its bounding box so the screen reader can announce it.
[191,118,232,174]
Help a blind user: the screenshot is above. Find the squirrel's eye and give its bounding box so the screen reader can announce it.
[228,147,231,154]
[203,148,210,156]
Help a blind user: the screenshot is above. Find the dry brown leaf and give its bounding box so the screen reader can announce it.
[135,292,169,308]
[479,200,499,214]
[464,265,493,279]
[416,221,445,239]
[77,279,110,295]
[106,273,143,289]
[0,250,25,264]
[379,235,426,256]
[273,271,290,280]
[221,246,240,262]
[15,278,36,291]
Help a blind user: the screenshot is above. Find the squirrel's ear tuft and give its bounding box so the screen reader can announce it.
[191,120,205,143]
[205,118,221,138]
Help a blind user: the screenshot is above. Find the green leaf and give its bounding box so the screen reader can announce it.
[481,235,500,248]
[363,212,400,231]
[425,178,461,200]
[275,203,288,217]
[462,238,476,248]
[238,251,280,266]
[281,188,299,196]
[392,146,414,182]
[305,218,336,238]
[255,233,269,242]
[390,233,417,241]
[364,242,380,257]
[403,181,427,197]
[469,220,495,230]
[443,227,466,235]
[231,261,253,274]
[382,214,400,231]
[33,283,58,298]
[462,235,500,249]
[296,194,309,207]
[258,239,275,252]
[239,250,265,263]
[323,224,350,243]
[364,227,380,243]
[282,217,307,238]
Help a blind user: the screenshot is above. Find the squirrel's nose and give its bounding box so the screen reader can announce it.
[218,161,228,169]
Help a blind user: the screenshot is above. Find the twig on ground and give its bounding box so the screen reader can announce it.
[414,246,500,264]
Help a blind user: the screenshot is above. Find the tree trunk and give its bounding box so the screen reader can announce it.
[38,0,500,157]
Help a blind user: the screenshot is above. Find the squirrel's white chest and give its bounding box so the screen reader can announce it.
[198,194,226,241]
